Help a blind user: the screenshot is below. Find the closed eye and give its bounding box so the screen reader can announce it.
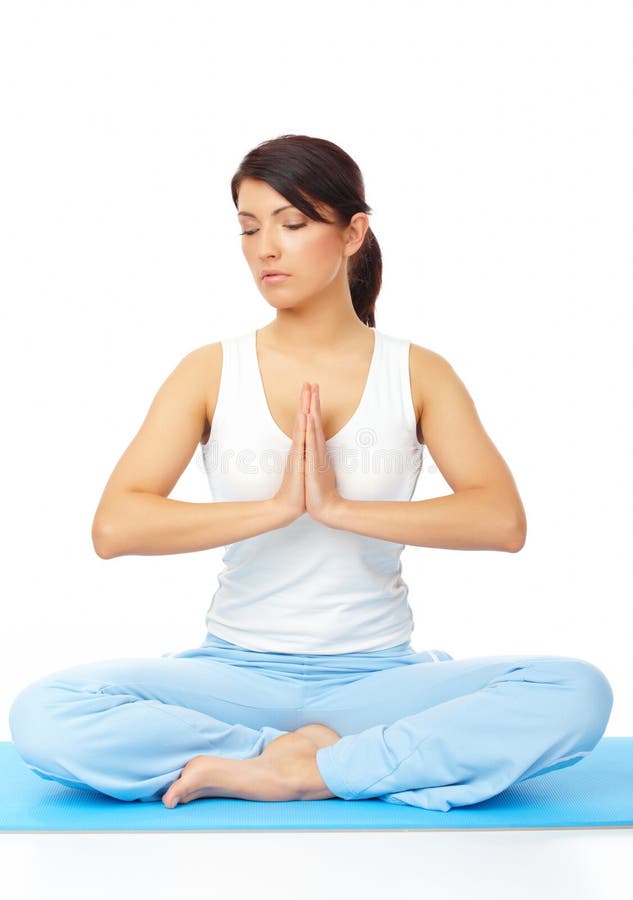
[240,224,307,236]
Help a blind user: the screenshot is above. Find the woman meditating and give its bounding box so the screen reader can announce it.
[8,134,613,811]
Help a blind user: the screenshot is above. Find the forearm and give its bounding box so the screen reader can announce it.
[93,493,291,559]
[326,487,526,551]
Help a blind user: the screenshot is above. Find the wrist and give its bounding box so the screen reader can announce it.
[269,497,301,528]
[321,495,349,529]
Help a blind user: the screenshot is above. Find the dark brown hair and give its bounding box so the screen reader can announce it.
[230,134,382,328]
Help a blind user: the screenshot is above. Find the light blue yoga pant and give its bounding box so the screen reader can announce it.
[8,632,614,812]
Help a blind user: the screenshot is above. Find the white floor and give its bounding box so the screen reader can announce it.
[1,830,631,900]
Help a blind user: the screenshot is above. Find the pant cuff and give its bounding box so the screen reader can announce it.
[315,745,358,800]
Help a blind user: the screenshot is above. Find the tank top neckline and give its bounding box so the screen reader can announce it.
[252,328,380,444]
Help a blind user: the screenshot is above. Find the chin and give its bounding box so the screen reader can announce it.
[259,287,307,308]
[265,298,304,311]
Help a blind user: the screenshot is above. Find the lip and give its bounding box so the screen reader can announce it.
[262,273,290,283]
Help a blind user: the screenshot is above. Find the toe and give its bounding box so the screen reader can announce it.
[162,785,180,808]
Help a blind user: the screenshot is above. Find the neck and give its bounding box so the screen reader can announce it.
[261,288,370,354]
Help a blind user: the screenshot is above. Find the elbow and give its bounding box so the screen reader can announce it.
[92,520,117,560]
[504,512,527,553]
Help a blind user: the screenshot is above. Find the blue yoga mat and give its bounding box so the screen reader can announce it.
[1,738,631,831]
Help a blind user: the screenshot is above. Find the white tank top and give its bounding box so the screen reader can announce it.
[201,328,425,654]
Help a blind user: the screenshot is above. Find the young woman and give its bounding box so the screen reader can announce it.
[9,134,613,812]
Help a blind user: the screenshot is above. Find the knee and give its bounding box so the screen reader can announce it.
[8,679,61,770]
[556,657,614,741]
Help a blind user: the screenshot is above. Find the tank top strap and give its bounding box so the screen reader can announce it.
[395,334,419,438]
[209,331,247,436]
[368,331,419,442]
[212,333,235,432]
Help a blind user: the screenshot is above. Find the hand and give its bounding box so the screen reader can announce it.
[272,382,310,525]
[305,383,344,525]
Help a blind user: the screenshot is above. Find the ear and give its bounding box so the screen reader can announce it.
[344,212,370,257]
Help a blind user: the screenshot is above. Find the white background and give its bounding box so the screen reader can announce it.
[0,2,631,894]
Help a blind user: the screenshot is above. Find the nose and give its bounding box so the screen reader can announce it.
[253,224,282,260]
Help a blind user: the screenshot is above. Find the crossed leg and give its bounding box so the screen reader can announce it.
[159,651,614,811]
[8,649,613,811]
[8,653,311,803]
[299,652,614,811]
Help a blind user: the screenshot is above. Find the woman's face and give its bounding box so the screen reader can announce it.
[236,177,353,309]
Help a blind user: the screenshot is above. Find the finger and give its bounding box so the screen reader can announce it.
[308,384,326,466]
[292,399,306,468]
[305,411,316,475]
[308,384,317,432]
[310,383,321,422]
[296,383,310,429]
[301,381,311,415]
[298,411,306,473]
[312,385,327,451]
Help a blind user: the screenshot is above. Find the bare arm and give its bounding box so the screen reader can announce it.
[91,345,291,559]
[326,489,523,551]
[325,347,527,552]
[95,494,289,559]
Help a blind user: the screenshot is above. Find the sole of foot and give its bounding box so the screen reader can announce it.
[161,724,341,809]
[258,726,341,801]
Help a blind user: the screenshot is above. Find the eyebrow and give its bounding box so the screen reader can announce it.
[237,204,295,220]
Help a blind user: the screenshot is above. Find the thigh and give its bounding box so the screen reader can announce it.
[301,652,571,735]
[19,652,305,733]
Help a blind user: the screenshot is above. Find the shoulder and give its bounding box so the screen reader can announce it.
[409,341,453,378]
[408,340,451,408]
[408,342,458,440]
[186,340,222,369]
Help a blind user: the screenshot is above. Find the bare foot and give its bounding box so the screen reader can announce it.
[161,752,279,808]
[162,724,341,809]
